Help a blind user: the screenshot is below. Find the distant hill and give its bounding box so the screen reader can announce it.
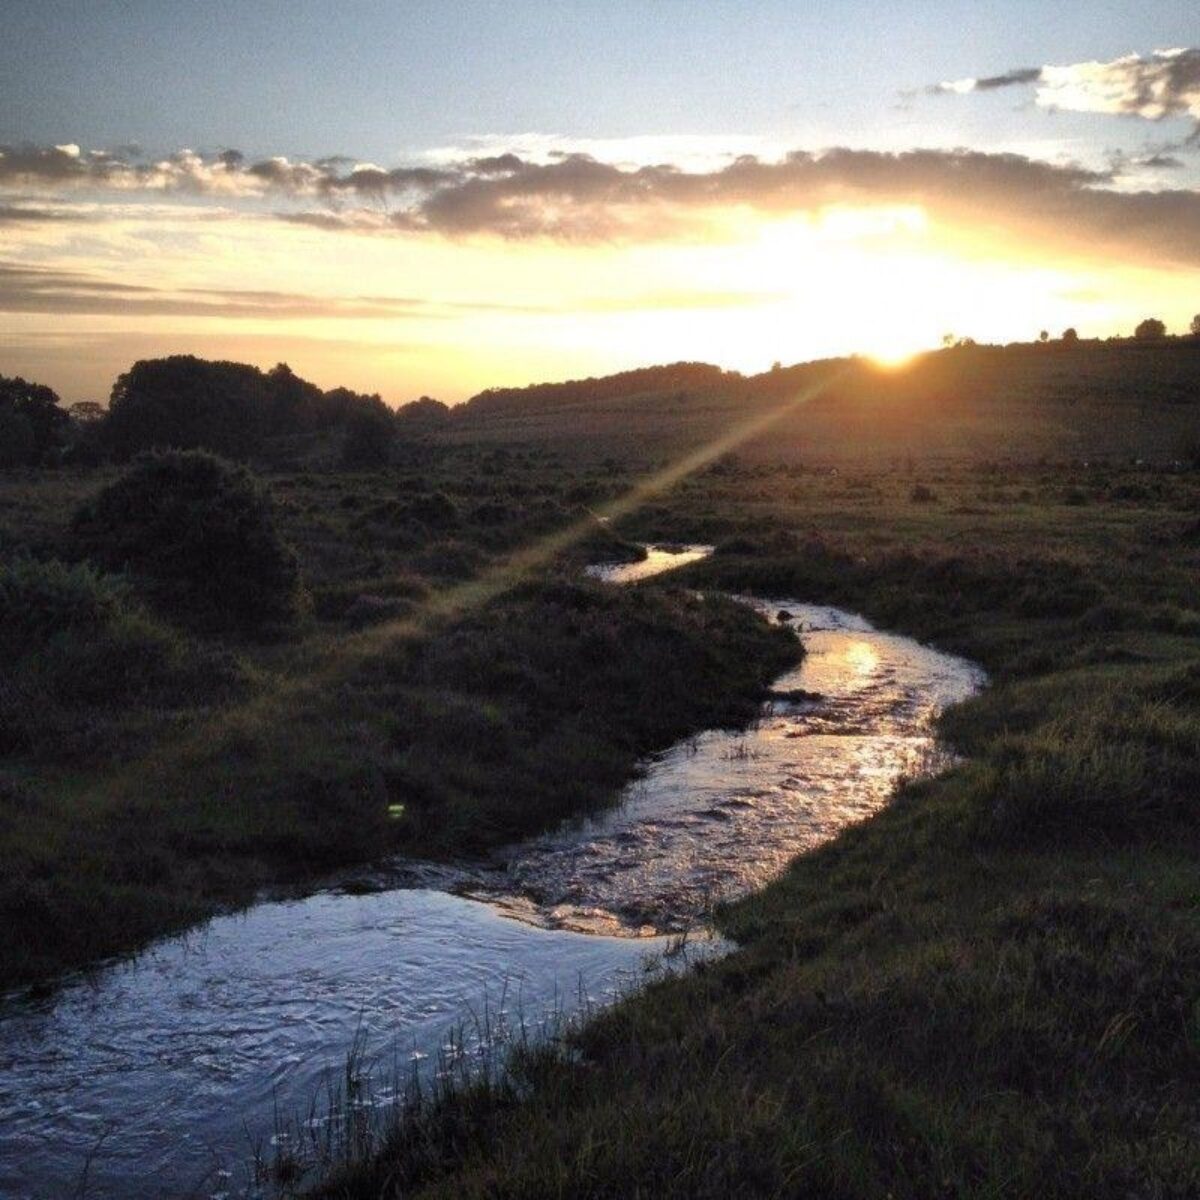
[445,340,1200,464]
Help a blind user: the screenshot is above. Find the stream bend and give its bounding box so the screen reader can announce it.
[0,545,984,1199]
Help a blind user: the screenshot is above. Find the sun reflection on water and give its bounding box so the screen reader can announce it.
[844,640,880,676]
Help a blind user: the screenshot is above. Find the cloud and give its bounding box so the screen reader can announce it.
[975,67,1044,91]
[1039,48,1200,124]
[926,47,1200,133]
[0,258,780,324]
[0,261,434,319]
[0,204,91,223]
[3,138,1200,268]
[0,141,457,201]
[929,67,1042,95]
[1138,153,1185,169]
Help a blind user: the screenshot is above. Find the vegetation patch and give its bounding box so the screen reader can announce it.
[0,557,204,758]
[71,448,307,632]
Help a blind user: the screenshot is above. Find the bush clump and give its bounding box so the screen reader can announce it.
[72,449,305,631]
[0,558,183,751]
[0,557,170,664]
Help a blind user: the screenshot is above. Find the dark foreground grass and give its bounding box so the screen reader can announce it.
[5,453,760,987]
[0,566,796,989]
[312,461,1200,1199]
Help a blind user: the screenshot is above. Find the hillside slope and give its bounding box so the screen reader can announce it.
[444,340,1200,464]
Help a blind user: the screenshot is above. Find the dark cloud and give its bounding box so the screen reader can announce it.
[0,204,89,223]
[276,210,357,231]
[0,258,783,323]
[927,67,1042,95]
[1138,153,1185,169]
[0,144,91,184]
[464,153,526,176]
[0,261,432,319]
[975,67,1043,90]
[4,137,1200,267]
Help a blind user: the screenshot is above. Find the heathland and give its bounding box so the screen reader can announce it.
[2,337,1199,1196]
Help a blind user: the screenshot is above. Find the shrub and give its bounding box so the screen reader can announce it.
[72,450,305,631]
[406,491,459,527]
[0,559,181,747]
[0,557,128,658]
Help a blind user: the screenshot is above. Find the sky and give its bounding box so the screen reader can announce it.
[1,1,1199,403]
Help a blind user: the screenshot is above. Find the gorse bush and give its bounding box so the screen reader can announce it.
[0,558,182,752]
[0,557,159,662]
[72,449,305,631]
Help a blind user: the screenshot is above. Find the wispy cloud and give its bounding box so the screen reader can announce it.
[0,204,91,223]
[929,67,1042,95]
[0,261,430,319]
[0,259,780,322]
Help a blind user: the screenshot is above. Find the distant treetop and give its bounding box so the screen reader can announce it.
[104,355,391,460]
[0,374,70,466]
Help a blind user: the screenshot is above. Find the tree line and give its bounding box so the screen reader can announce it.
[0,355,451,468]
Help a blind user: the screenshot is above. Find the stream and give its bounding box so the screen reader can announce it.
[0,545,985,1199]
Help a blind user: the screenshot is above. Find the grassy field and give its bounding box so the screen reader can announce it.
[311,452,1200,1199]
[0,452,797,989]
[447,340,1200,465]
[2,341,1199,1196]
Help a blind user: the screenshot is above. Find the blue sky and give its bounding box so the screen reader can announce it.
[3,1,1196,163]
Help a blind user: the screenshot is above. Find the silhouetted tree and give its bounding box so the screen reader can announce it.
[63,401,111,465]
[0,375,69,464]
[1134,318,1167,340]
[0,408,35,467]
[266,362,324,433]
[1061,327,1079,343]
[1039,330,1049,343]
[106,356,270,459]
[102,356,392,461]
[68,401,105,424]
[341,403,396,468]
[395,395,450,429]
[1190,313,1200,337]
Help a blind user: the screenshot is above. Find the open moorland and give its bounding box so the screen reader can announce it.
[315,344,1200,1199]
[2,339,1199,1197]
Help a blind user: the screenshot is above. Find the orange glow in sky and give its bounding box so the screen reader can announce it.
[4,191,1197,406]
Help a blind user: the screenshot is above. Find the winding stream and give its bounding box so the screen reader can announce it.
[0,545,984,1199]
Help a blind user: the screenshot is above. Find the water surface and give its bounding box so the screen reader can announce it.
[584,543,712,585]
[0,892,684,1199]
[468,600,984,934]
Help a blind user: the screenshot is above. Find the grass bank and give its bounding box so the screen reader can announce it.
[0,459,797,990]
[314,460,1200,1199]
